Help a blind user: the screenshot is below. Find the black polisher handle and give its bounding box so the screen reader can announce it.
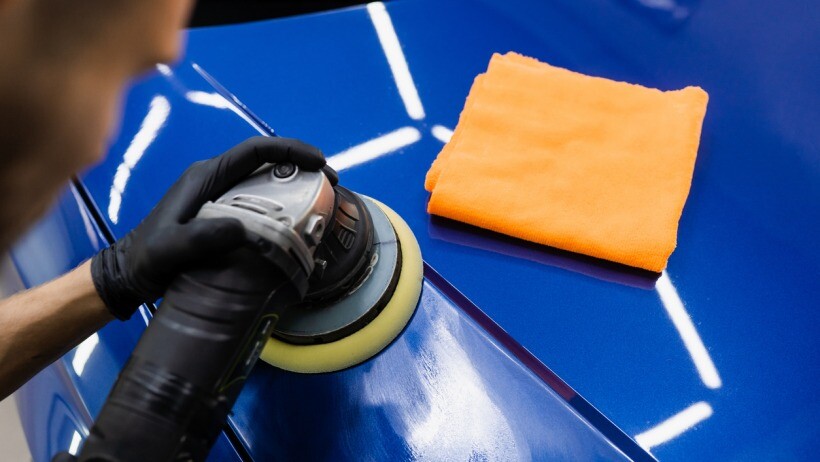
[74,247,298,462]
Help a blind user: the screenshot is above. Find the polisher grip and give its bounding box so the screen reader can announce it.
[77,248,297,462]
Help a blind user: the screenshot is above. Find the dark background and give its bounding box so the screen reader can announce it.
[190,0,380,27]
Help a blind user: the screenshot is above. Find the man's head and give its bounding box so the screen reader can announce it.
[0,0,194,251]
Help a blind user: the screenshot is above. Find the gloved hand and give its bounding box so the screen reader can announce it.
[91,136,325,320]
[50,452,76,462]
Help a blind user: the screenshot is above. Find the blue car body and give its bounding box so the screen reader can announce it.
[5,0,818,460]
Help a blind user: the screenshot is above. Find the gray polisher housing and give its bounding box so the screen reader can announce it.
[196,164,335,292]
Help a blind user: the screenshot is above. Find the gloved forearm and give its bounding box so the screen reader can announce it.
[91,136,325,319]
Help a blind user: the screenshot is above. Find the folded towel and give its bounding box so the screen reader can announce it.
[425,53,708,272]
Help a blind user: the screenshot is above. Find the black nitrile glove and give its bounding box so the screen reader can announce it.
[50,452,77,462]
[91,136,325,320]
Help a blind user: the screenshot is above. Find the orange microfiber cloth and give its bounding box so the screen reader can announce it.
[425,53,708,272]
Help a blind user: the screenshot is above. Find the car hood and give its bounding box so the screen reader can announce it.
[78,0,819,460]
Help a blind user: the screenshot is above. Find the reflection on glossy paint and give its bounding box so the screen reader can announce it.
[137,305,151,326]
[190,63,275,136]
[155,63,173,77]
[367,2,425,120]
[632,0,693,21]
[184,90,229,108]
[634,401,712,453]
[184,90,268,135]
[71,333,99,377]
[404,318,518,459]
[327,126,421,171]
[68,430,83,455]
[656,272,722,389]
[360,289,524,460]
[431,125,454,143]
[108,96,170,224]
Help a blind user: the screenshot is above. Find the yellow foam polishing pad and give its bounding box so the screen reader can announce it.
[259,201,422,373]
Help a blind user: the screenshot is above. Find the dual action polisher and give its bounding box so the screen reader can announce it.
[75,163,422,462]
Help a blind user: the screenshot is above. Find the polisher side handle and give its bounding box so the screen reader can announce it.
[75,247,299,462]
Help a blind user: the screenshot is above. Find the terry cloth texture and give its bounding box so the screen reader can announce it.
[425,52,708,272]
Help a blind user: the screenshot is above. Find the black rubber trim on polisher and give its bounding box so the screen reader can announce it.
[304,186,375,303]
[272,206,404,345]
[306,232,402,345]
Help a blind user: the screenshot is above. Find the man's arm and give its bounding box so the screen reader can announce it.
[0,260,111,400]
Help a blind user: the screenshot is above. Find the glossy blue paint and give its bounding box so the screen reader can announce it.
[9,0,818,460]
[9,50,642,459]
[231,274,633,461]
[176,1,818,459]
[75,60,643,459]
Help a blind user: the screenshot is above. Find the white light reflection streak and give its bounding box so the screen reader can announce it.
[68,430,83,455]
[431,125,454,143]
[108,96,170,224]
[327,126,421,171]
[72,333,100,376]
[138,305,151,326]
[184,90,268,135]
[634,401,712,452]
[656,271,722,389]
[155,63,173,77]
[367,2,425,120]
